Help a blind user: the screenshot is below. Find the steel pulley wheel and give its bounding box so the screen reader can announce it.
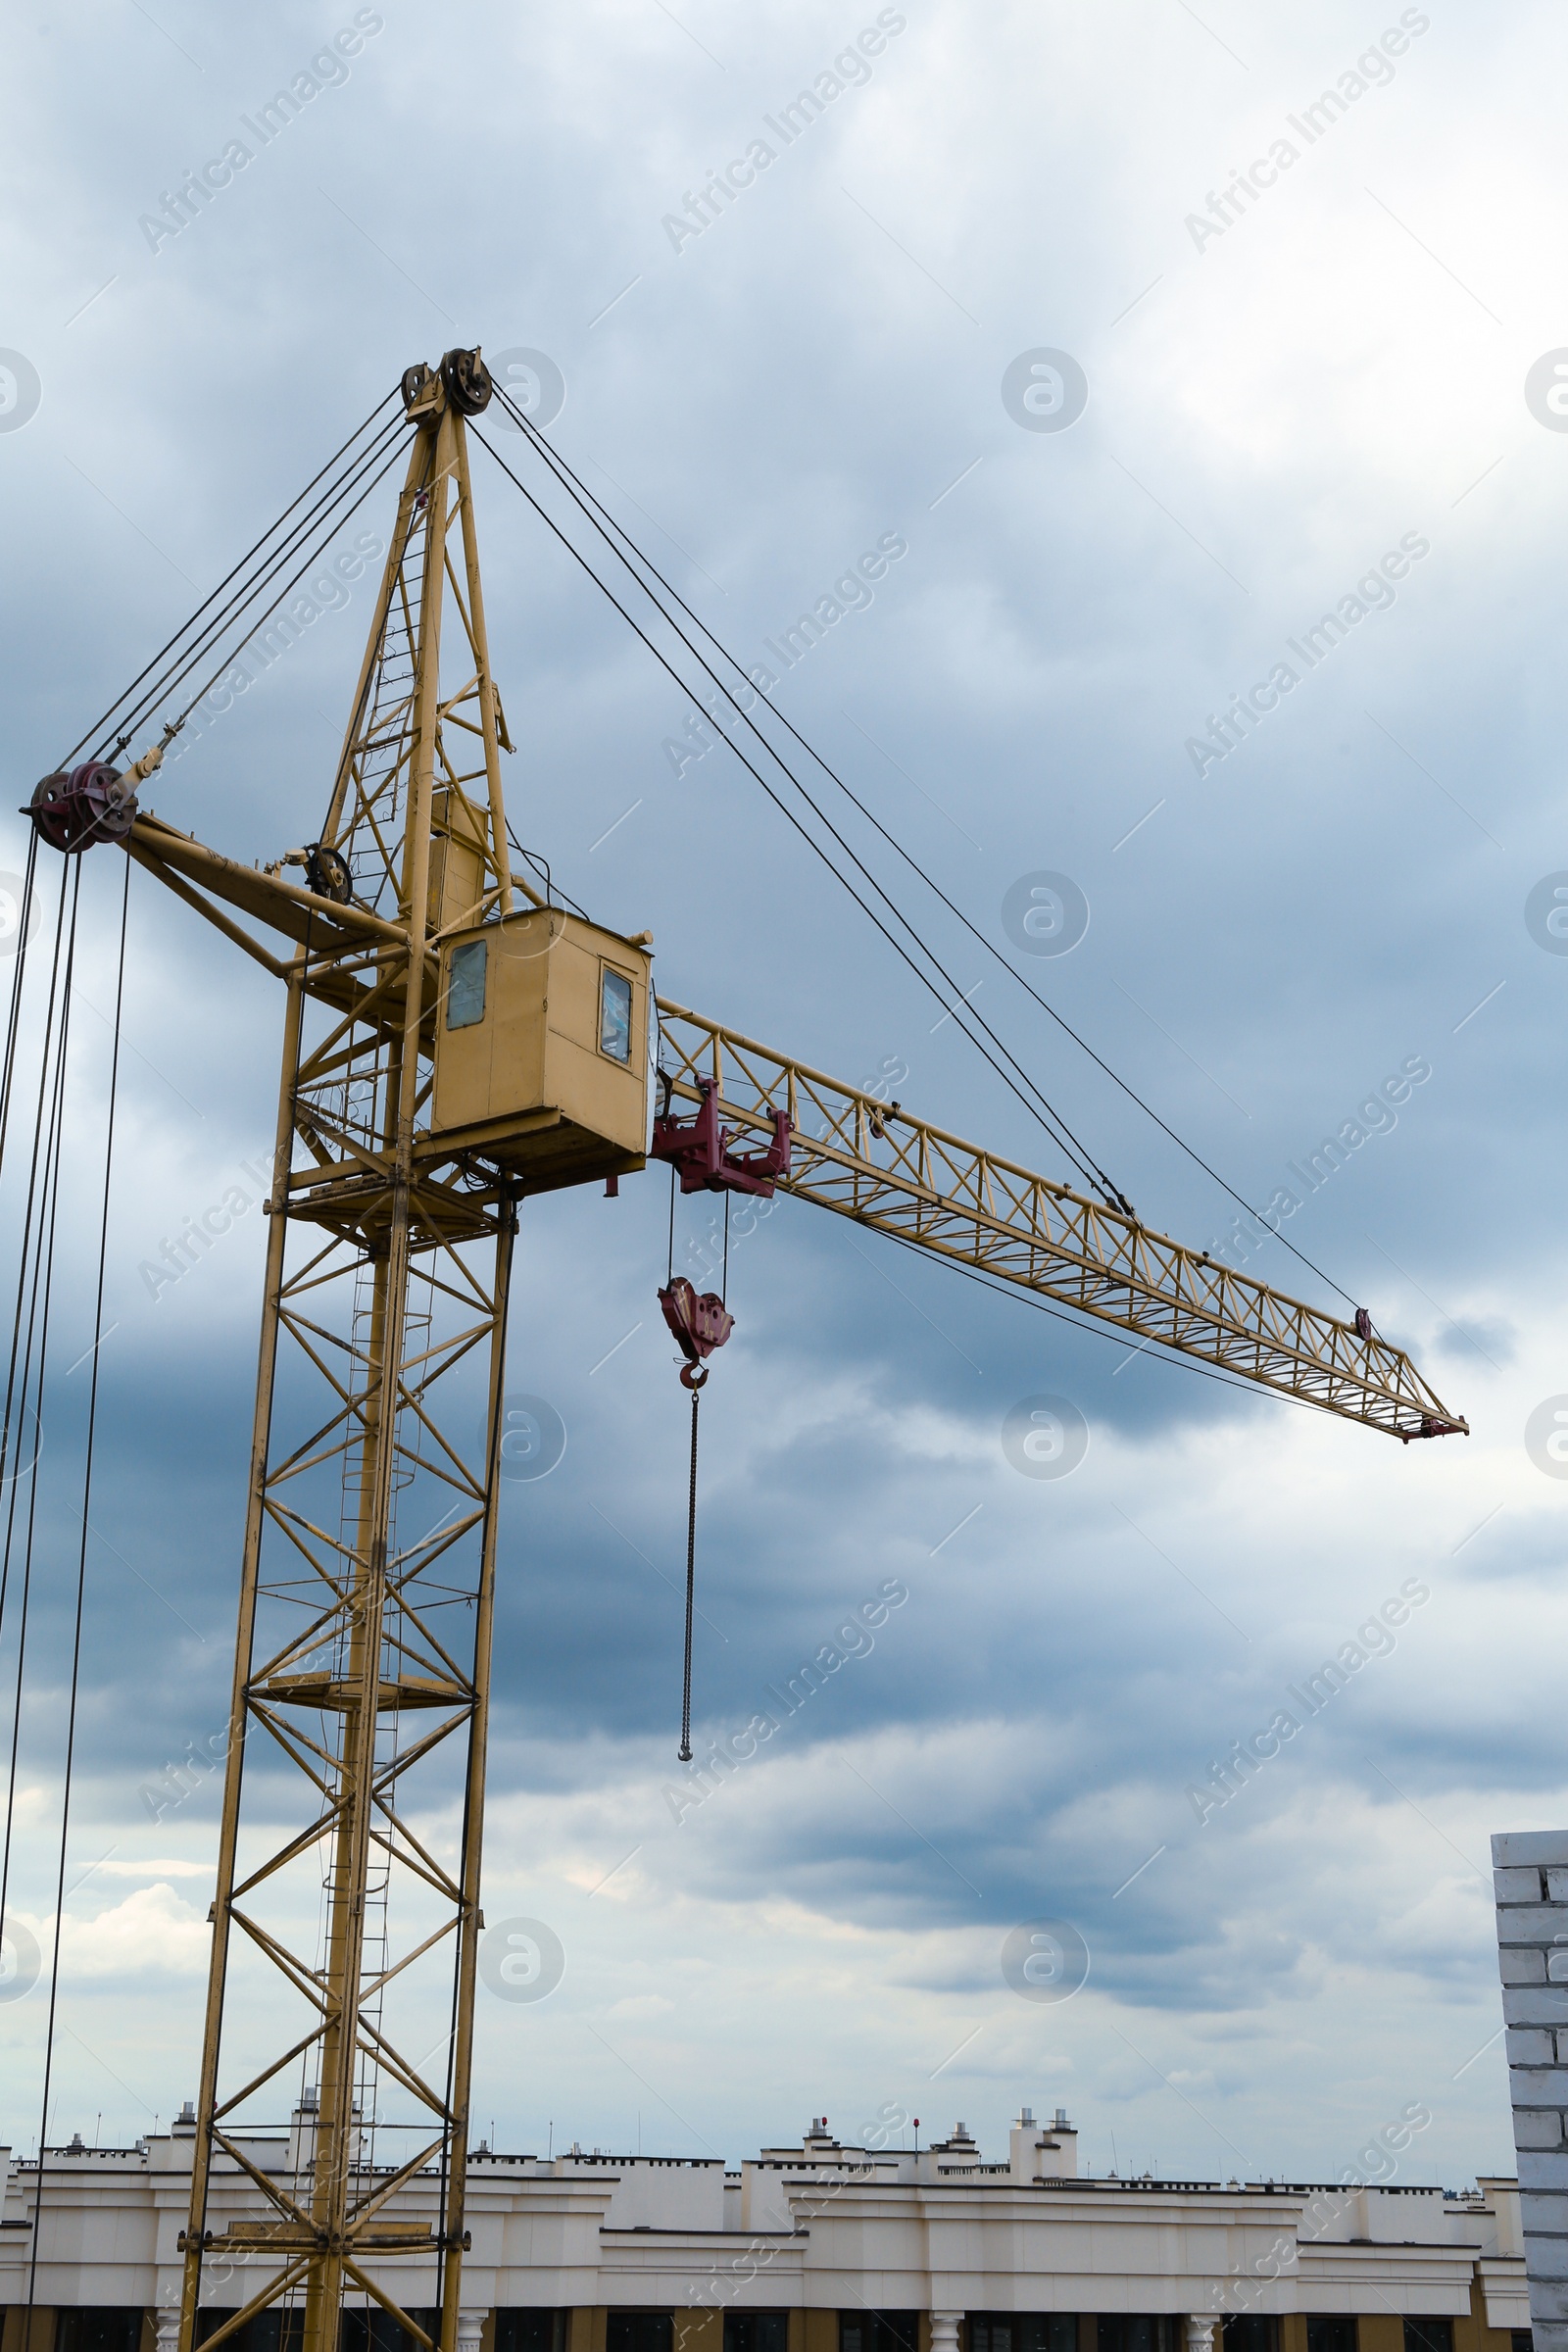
[441,347,492,416]
[400,363,437,414]
[27,762,136,855]
[304,842,352,905]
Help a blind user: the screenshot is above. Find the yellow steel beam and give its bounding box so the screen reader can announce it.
[654,999,1467,1443]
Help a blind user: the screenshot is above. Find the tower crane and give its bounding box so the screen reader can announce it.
[18,348,1466,2352]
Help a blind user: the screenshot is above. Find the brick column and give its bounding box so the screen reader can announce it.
[1493,1828,1568,2352]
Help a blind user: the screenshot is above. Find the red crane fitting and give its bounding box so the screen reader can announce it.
[651,1074,791,1197]
[26,763,139,855]
[658,1276,734,1389]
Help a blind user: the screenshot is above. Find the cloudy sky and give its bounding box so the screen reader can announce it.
[1,0,1565,2199]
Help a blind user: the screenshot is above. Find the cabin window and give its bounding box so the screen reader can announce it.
[601,966,633,1062]
[447,939,487,1029]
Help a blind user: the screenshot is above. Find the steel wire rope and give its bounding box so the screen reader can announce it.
[504,819,588,920]
[21,850,129,2334]
[472,419,1109,1198]
[0,861,76,1652]
[160,416,413,737]
[0,859,83,1941]
[469,426,1117,1206]
[494,386,1355,1308]
[0,836,41,1187]
[480,405,1122,1208]
[60,390,402,767]
[101,416,413,762]
[678,1387,699,1763]
[66,409,409,808]
[496,401,1185,1173]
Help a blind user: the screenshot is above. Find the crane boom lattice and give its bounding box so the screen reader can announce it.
[654,1003,1466,1441]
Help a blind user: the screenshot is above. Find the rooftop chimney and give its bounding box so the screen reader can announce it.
[1011,2101,1076,2181]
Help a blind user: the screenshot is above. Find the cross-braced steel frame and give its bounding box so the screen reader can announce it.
[170,390,532,2352]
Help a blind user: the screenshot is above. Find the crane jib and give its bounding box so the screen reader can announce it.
[653,999,1467,1446]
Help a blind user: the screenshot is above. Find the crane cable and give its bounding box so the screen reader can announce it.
[0,856,83,1943]
[21,853,128,2329]
[489,385,1355,1309]
[484,388,1125,1203]
[672,1191,727,1763]
[61,394,406,769]
[679,1385,699,1764]
[0,836,41,1182]
[156,418,412,753]
[470,423,1122,1211]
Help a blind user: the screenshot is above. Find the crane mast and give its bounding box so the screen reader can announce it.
[153,360,555,2352]
[16,348,1467,2352]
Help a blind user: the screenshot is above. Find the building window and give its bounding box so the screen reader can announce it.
[1096,2323,1178,2352]
[195,2315,439,2352]
[1510,2334,1534,2352]
[447,938,487,1028]
[971,2321,1079,2352]
[195,2311,305,2352]
[608,2317,674,2352]
[192,2314,301,2352]
[724,2319,789,2352]
[341,2313,442,2352]
[57,2315,146,2352]
[1306,2325,1357,2352]
[600,966,633,1062]
[1402,2327,1452,2352]
[496,2316,565,2352]
[1222,2324,1278,2352]
[840,2316,921,2352]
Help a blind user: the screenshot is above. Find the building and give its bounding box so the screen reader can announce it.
[0,2106,1532,2352]
[1492,1830,1568,2352]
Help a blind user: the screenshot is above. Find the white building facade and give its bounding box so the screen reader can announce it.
[0,2110,1532,2352]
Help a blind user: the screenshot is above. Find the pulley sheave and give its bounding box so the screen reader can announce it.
[25,762,138,855]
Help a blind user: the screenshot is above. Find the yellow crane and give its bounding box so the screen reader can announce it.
[23,348,1465,2352]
